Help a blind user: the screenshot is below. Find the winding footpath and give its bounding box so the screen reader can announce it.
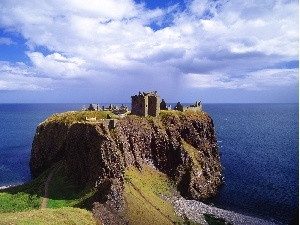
[40,165,60,209]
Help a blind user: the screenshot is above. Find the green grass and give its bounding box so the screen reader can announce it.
[0,192,41,213]
[42,110,116,125]
[159,109,207,119]
[0,162,99,212]
[0,164,186,224]
[46,164,83,208]
[0,164,228,225]
[0,166,52,213]
[0,163,99,224]
[46,165,103,210]
[123,165,198,225]
[0,207,97,225]
[159,110,184,117]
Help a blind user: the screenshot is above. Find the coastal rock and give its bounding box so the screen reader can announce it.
[30,121,69,177]
[30,111,223,206]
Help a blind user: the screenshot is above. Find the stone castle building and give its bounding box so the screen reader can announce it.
[131,91,160,117]
[132,91,202,117]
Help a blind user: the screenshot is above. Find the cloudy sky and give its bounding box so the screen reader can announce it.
[0,0,298,103]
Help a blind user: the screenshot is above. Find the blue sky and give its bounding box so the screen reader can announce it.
[0,0,298,103]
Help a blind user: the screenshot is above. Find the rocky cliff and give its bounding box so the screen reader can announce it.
[30,110,223,208]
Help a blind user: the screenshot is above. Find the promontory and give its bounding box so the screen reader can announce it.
[29,92,223,224]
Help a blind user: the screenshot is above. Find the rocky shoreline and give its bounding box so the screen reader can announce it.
[170,196,283,225]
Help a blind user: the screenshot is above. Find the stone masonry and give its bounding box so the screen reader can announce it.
[131,91,160,117]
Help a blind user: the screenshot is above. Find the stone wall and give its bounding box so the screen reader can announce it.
[99,119,118,130]
[174,101,202,112]
[131,94,148,116]
[148,95,160,117]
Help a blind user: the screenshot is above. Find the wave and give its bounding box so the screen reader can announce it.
[0,185,11,190]
[0,183,20,190]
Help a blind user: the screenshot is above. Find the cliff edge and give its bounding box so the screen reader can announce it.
[30,110,223,211]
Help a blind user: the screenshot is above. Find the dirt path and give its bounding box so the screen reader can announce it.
[40,164,60,209]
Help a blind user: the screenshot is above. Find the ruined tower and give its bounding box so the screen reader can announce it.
[131,91,160,117]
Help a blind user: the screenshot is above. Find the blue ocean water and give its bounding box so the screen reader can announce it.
[0,103,83,187]
[0,103,298,224]
[204,104,299,224]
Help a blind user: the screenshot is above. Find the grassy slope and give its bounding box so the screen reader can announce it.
[0,167,50,213]
[0,164,99,224]
[0,207,96,225]
[46,163,95,209]
[123,165,198,225]
[0,164,185,225]
[0,162,96,212]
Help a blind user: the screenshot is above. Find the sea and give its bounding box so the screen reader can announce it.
[0,103,298,224]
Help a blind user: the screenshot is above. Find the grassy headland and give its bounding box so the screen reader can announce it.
[0,109,224,224]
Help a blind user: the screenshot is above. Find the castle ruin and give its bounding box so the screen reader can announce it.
[131,91,160,117]
[174,101,202,112]
[160,99,171,111]
[85,91,202,120]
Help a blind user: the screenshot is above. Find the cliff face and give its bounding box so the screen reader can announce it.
[30,121,69,176]
[30,111,223,202]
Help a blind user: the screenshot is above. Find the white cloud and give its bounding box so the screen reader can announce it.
[185,68,299,90]
[0,61,52,90]
[27,52,86,79]
[0,0,298,101]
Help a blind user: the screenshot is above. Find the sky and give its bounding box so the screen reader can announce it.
[0,0,298,103]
